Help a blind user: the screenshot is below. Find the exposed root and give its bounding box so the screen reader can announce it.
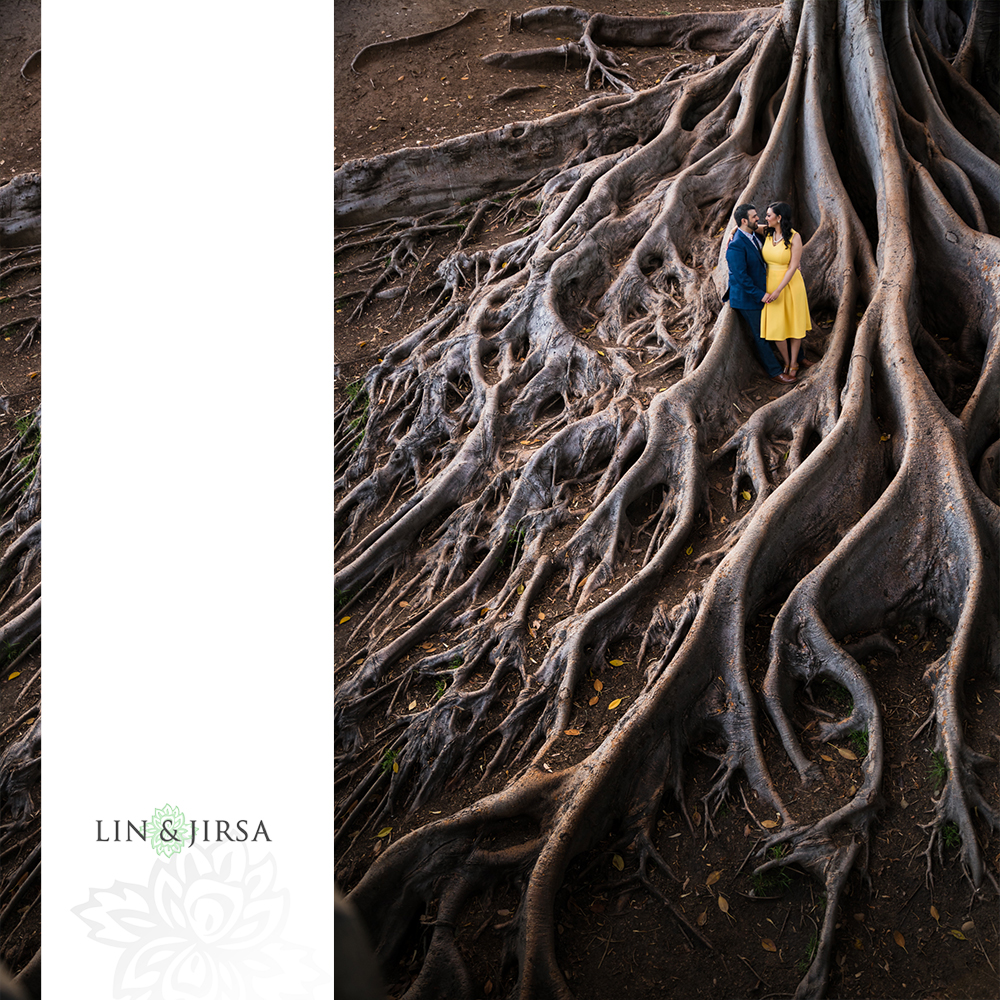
[336,3,999,997]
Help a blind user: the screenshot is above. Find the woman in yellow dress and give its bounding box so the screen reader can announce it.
[759,202,811,381]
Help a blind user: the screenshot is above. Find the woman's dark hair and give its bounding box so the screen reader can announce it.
[766,202,793,249]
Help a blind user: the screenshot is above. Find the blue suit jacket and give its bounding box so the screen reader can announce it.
[725,231,766,310]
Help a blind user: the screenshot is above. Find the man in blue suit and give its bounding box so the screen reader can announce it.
[725,203,794,383]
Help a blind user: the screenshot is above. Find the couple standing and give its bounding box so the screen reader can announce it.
[726,202,813,384]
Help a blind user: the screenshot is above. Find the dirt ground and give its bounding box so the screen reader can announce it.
[334,4,999,998]
[0,0,42,985]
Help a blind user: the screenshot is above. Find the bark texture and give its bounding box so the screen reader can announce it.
[335,2,999,997]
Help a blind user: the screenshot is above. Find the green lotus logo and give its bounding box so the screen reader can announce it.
[149,803,186,858]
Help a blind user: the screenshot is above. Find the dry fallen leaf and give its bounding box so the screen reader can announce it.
[962,920,975,934]
[392,761,399,773]
[949,929,967,940]
[706,871,721,887]
[893,930,906,951]
[594,679,604,691]
[930,905,940,923]
[612,854,624,871]
[589,696,599,706]
[565,729,582,736]
[608,698,622,710]
[838,746,858,760]
[761,819,778,829]
[408,700,417,710]
[820,754,834,761]
[399,600,409,608]
[697,910,707,926]
[718,895,729,914]
[761,938,776,952]
[484,980,493,995]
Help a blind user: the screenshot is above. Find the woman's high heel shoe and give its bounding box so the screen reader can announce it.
[787,365,799,381]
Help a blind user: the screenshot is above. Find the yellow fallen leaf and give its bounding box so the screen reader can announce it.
[392,761,399,773]
[685,546,693,555]
[880,433,890,441]
[609,659,623,666]
[408,700,417,710]
[930,905,940,923]
[338,616,351,624]
[893,930,906,951]
[377,827,393,838]
[718,895,729,914]
[594,679,603,691]
[612,854,624,870]
[608,698,622,710]
[480,607,490,616]
[761,819,778,828]
[517,584,525,594]
[761,938,776,952]
[589,696,599,706]
[838,747,858,760]
[741,490,752,500]
[597,350,605,356]
[949,929,966,940]
[706,871,721,886]
[854,937,864,950]
[565,729,582,736]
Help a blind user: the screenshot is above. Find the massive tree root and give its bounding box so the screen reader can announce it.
[335,2,998,997]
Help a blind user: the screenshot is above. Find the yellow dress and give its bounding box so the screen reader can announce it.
[760,230,811,341]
